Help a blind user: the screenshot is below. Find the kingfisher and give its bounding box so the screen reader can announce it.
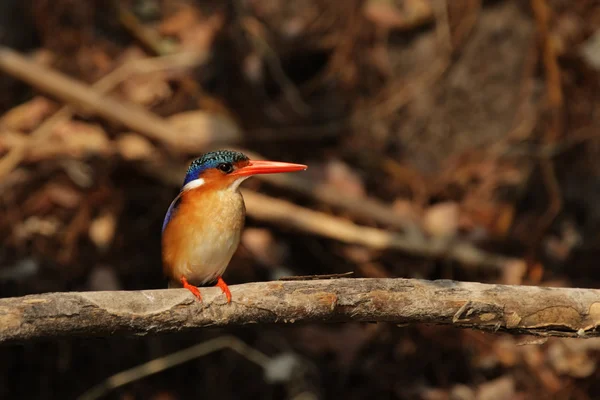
[161,150,307,303]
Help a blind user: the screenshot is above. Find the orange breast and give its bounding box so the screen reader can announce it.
[162,187,245,285]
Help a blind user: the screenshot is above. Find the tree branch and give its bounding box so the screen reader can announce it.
[2,278,600,344]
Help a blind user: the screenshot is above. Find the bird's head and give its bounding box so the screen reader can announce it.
[181,150,307,192]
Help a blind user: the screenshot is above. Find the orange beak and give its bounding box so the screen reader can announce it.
[232,160,307,177]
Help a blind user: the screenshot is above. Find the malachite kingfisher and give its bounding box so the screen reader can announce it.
[161,150,307,303]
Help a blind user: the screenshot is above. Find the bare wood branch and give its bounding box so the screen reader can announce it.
[242,191,516,270]
[2,278,600,344]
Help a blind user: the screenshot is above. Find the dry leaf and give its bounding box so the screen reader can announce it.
[242,228,286,266]
[392,199,422,225]
[47,120,112,158]
[14,216,61,239]
[160,5,224,53]
[547,340,598,378]
[500,260,526,285]
[0,97,57,132]
[117,133,156,161]
[168,111,241,149]
[45,183,82,209]
[580,28,600,70]
[324,159,365,197]
[87,265,121,291]
[159,5,200,36]
[263,353,301,384]
[243,52,265,84]
[343,246,373,264]
[476,376,515,400]
[89,211,117,251]
[423,202,459,238]
[120,72,172,106]
[449,385,475,400]
[363,0,433,31]
[493,338,519,367]
[0,130,28,151]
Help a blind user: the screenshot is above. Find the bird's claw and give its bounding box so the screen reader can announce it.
[181,276,202,301]
[216,276,232,303]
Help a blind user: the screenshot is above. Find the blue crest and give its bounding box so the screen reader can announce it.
[182,150,249,186]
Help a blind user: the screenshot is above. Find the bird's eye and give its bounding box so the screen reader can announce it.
[217,163,234,174]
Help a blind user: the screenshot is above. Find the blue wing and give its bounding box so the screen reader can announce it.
[162,193,183,233]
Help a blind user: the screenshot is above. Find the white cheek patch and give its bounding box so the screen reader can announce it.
[182,178,205,191]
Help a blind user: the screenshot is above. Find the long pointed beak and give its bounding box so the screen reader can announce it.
[232,160,307,177]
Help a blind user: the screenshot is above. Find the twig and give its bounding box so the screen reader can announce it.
[434,0,452,55]
[531,0,564,142]
[524,157,562,279]
[92,51,208,93]
[450,0,481,48]
[242,190,515,270]
[2,278,600,344]
[0,138,28,179]
[117,2,176,56]
[78,335,270,400]
[278,271,354,280]
[258,174,424,237]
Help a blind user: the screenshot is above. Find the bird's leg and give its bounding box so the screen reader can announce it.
[215,276,232,303]
[181,276,202,301]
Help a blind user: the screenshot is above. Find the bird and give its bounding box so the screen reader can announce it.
[161,150,307,303]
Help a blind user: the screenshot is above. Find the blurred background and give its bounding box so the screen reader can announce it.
[2,0,600,398]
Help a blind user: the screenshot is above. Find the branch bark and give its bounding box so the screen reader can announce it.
[1,278,600,344]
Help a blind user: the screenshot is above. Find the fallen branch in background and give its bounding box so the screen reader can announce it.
[1,278,599,344]
[242,191,517,271]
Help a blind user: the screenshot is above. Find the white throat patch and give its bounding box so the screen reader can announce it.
[182,178,205,192]
[228,176,250,192]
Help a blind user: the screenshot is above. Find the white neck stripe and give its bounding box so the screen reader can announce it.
[182,178,205,191]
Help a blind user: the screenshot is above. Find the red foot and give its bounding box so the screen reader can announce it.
[216,276,232,303]
[181,276,202,301]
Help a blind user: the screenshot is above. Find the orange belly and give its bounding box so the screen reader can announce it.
[162,188,245,285]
